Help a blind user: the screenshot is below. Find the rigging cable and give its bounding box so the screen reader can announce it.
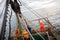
[18,0,54,27]
[20,0,46,18]
[26,0,59,17]
[19,1,47,23]
[19,0,54,27]
[21,0,60,21]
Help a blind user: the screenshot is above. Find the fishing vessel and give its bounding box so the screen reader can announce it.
[0,0,60,40]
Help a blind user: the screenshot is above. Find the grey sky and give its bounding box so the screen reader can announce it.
[20,0,60,29]
[21,0,60,22]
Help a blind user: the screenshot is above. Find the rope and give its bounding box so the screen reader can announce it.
[15,13,22,34]
[9,8,12,37]
[0,0,10,40]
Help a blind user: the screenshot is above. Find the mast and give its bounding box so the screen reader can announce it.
[0,0,10,40]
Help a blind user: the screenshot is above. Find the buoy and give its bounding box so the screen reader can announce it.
[39,20,46,33]
[14,28,20,36]
[22,29,29,39]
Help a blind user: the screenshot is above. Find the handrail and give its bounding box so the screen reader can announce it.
[32,28,45,40]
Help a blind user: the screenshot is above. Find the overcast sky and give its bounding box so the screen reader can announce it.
[20,0,60,24]
[21,0,60,30]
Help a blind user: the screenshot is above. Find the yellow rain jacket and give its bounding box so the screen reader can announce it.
[22,29,29,39]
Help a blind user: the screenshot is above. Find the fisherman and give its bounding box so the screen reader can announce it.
[39,20,46,33]
[22,29,29,40]
[27,24,32,34]
[24,19,32,34]
[13,28,20,40]
[14,28,20,36]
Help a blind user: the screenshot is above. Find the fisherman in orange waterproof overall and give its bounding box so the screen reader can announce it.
[39,20,46,33]
[14,28,20,40]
